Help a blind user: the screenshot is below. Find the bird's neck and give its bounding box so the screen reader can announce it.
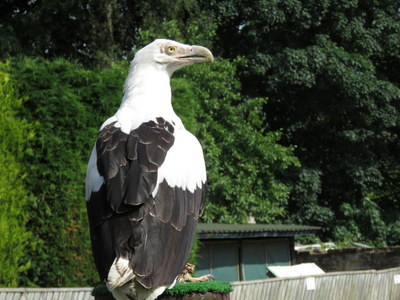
[115,63,180,131]
[121,64,173,112]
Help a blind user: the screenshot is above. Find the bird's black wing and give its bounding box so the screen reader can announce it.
[86,117,206,287]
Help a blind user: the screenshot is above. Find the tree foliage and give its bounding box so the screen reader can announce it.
[0,0,137,64]
[2,0,400,288]
[7,57,128,286]
[175,60,299,223]
[0,0,216,65]
[204,0,400,245]
[2,54,297,286]
[0,62,33,286]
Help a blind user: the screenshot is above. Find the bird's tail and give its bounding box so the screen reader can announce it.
[134,281,167,300]
[107,282,135,300]
[107,257,134,290]
[107,256,172,300]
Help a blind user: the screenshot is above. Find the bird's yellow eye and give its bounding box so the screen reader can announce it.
[167,46,176,53]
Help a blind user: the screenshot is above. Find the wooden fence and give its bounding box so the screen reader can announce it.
[2,267,400,300]
[0,287,93,300]
[230,267,400,300]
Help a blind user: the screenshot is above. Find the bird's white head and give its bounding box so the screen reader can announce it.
[133,39,214,76]
[118,39,213,131]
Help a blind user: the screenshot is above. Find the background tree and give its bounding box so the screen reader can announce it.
[1,0,299,286]
[8,57,128,286]
[0,62,33,286]
[202,0,400,245]
[4,55,297,286]
[0,0,216,65]
[2,0,400,288]
[172,60,300,224]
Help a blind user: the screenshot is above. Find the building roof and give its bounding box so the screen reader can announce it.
[197,223,320,239]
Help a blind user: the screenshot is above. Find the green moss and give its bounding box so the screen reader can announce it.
[91,281,233,297]
[163,281,233,297]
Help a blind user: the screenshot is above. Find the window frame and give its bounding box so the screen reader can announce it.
[196,237,292,281]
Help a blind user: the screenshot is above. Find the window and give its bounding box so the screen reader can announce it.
[196,238,291,281]
[242,239,290,280]
[266,239,290,266]
[242,241,266,280]
[197,242,239,281]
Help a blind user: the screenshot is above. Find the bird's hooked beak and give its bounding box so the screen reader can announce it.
[177,45,214,64]
[159,41,214,73]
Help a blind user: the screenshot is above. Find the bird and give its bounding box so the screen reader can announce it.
[85,39,213,300]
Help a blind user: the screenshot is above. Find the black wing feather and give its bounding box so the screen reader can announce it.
[87,117,205,288]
